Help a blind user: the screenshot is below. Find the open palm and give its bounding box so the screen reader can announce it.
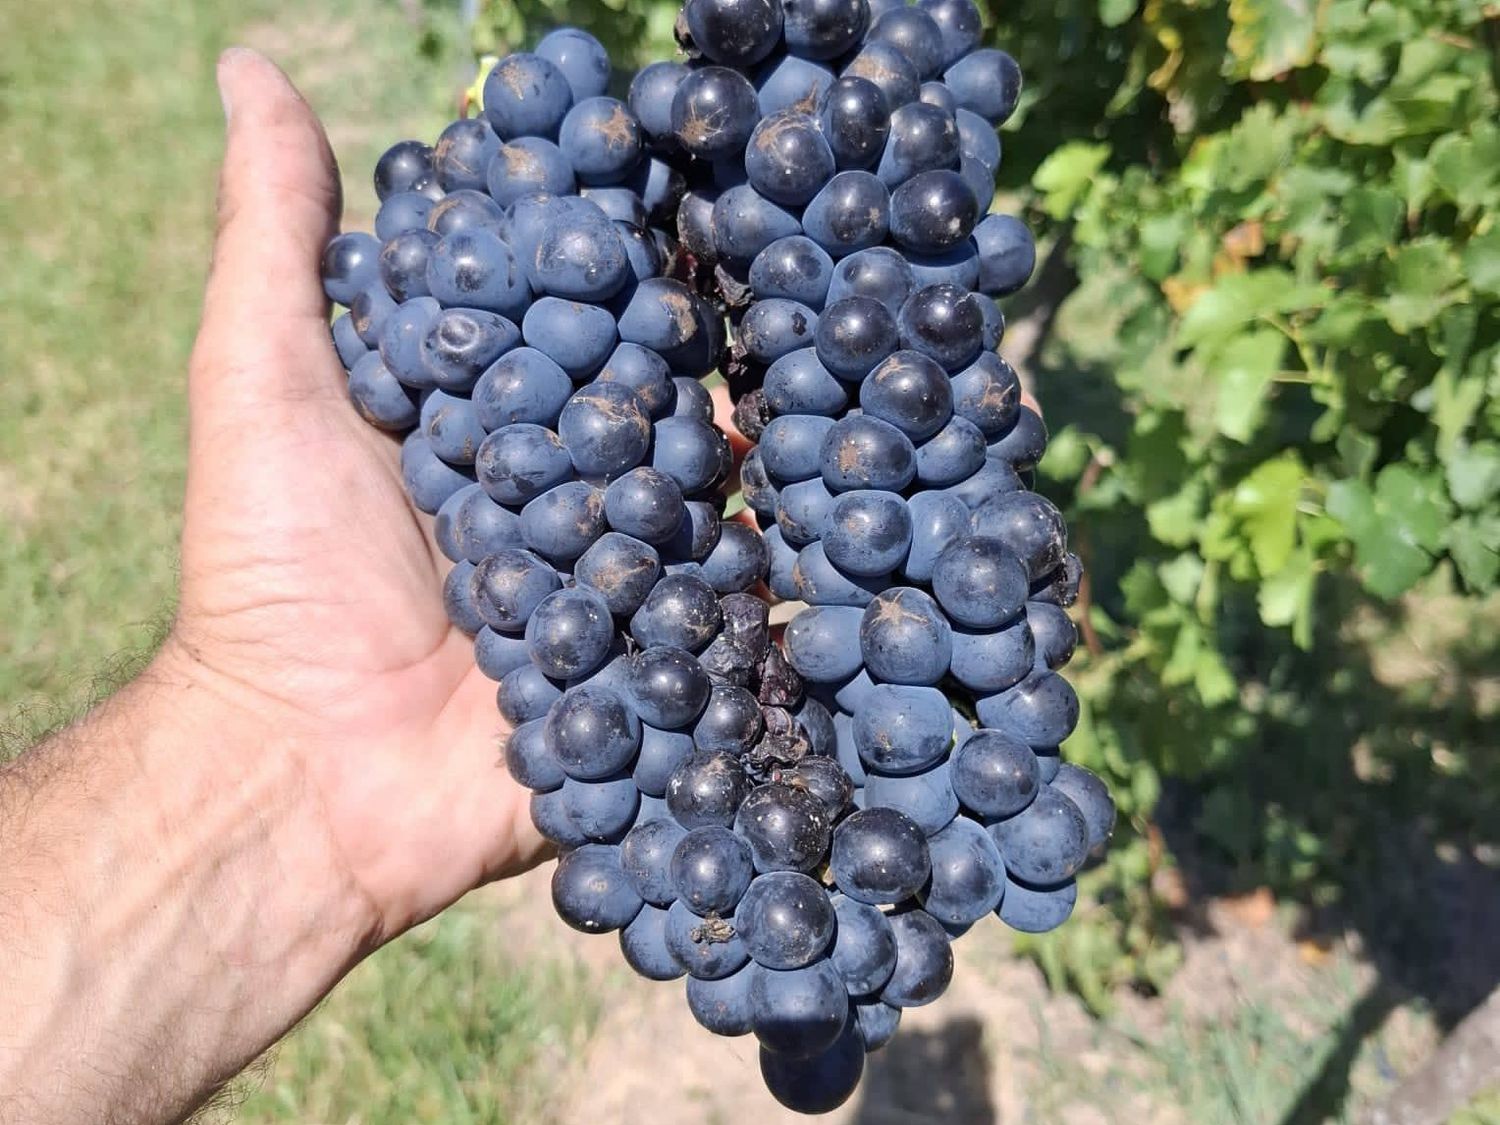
[172,49,541,945]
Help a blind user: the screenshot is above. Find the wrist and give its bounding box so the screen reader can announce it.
[0,641,381,1121]
[130,636,385,969]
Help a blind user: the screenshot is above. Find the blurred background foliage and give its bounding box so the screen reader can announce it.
[983,0,1500,1012]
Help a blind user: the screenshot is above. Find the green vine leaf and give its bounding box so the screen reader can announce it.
[1326,465,1454,597]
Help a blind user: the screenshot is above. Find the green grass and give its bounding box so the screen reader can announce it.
[0,0,466,726]
[236,898,599,1125]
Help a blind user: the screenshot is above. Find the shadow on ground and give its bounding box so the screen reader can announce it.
[851,1016,998,1125]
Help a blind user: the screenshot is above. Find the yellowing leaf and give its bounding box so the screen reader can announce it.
[1229,0,1321,80]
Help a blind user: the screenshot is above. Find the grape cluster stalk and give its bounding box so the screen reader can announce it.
[319,6,1113,1114]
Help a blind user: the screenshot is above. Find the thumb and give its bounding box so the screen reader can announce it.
[192,48,343,397]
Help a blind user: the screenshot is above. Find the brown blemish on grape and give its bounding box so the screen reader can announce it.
[677,105,723,151]
[836,438,864,474]
[502,145,540,176]
[576,490,606,536]
[597,103,638,149]
[871,590,928,630]
[497,58,532,99]
[661,287,699,343]
[979,376,1018,413]
[591,550,658,589]
[846,55,898,87]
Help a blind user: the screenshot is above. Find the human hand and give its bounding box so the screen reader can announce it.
[168,47,543,948]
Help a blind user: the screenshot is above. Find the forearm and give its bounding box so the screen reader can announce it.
[0,646,378,1125]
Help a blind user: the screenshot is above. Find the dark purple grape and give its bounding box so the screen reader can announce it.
[733,784,833,873]
[627,645,712,728]
[890,169,979,254]
[620,904,685,981]
[483,53,574,141]
[814,295,899,380]
[897,282,984,371]
[322,231,381,306]
[921,817,1007,925]
[917,0,982,68]
[525,586,614,679]
[987,403,1050,470]
[746,112,836,206]
[858,586,951,685]
[694,683,765,754]
[737,871,837,969]
[950,617,1035,694]
[986,785,1089,884]
[817,76,891,171]
[832,806,931,906]
[620,816,689,904]
[666,750,753,828]
[842,41,921,111]
[783,604,865,683]
[374,139,434,201]
[867,6,945,79]
[1049,763,1116,853]
[801,170,891,258]
[944,48,1023,126]
[755,54,838,117]
[711,184,802,264]
[853,684,952,775]
[819,414,917,493]
[433,117,500,192]
[881,907,953,1006]
[824,490,913,577]
[950,729,1038,818]
[671,66,762,160]
[853,997,902,1050]
[558,96,642,186]
[931,535,1029,628]
[545,683,642,780]
[865,758,958,834]
[536,27,611,101]
[682,0,784,66]
[666,900,751,979]
[629,60,692,145]
[997,875,1077,933]
[782,0,869,59]
[631,573,724,651]
[552,844,643,933]
[738,298,819,364]
[970,491,1068,580]
[673,825,756,914]
[759,1020,865,1114]
[826,245,915,315]
[687,963,757,1034]
[860,348,954,439]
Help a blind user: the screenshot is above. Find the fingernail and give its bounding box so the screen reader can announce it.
[217,47,254,124]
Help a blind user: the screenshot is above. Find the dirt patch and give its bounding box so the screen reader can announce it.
[481,869,1440,1124]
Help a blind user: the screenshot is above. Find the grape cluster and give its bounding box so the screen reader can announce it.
[320,6,1113,1115]
[656,0,1115,1109]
